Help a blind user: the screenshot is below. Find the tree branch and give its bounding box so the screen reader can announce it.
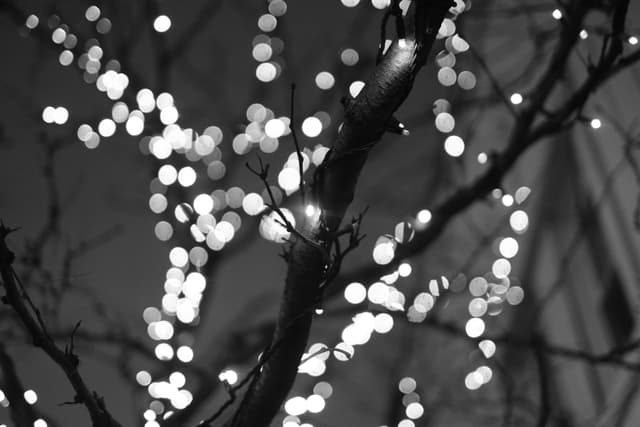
[224,2,452,426]
[0,225,123,427]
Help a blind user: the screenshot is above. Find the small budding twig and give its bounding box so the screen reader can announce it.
[289,84,306,205]
[245,157,328,257]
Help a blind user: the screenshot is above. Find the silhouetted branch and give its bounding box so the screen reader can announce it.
[225,2,452,425]
[0,224,123,427]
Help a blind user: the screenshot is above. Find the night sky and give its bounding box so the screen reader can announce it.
[1,1,640,427]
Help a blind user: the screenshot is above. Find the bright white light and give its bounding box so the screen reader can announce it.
[344,282,366,304]
[24,390,37,404]
[374,313,393,333]
[177,346,194,362]
[349,81,365,97]
[98,118,116,137]
[158,165,177,185]
[368,282,390,304]
[465,318,485,338]
[398,262,412,277]
[242,193,265,216]
[406,402,424,419]
[160,106,179,125]
[465,371,483,390]
[193,194,214,215]
[219,369,238,385]
[552,8,562,20]
[590,118,602,129]
[126,115,144,135]
[285,396,307,416]
[306,394,325,413]
[305,204,316,217]
[155,343,174,360]
[510,93,523,105]
[157,92,174,109]
[42,106,55,123]
[33,420,47,427]
[302,117,322,137]
[479,340,496,358]
[341,0,360,7]
[417,209,431,224]
[492,258,511,278]
[178,167,196,187]
[373,241,395,265]
[510,210,529,233]
[444,135,465,157]
[53,107,69,124]
[153,15,171,32]
[629,36,639,45]
[169,372,186,388]
[256,62,277,82]
[498,237,519,258]
[278,167,300,191]
[264,119,285,138]
[580,30,589,40]
[169,247,189,267]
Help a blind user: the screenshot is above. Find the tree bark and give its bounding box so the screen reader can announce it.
[227,2,452,426]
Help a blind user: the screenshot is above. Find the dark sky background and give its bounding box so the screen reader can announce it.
[1,1,640,427]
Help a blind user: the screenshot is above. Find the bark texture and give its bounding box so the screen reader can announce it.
[227,2,452,426]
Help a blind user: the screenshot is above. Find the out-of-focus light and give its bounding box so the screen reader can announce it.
[24,390,37,404]
[153,15,171,32]
[590,118,601,129]
[510,93,523,105]
[302,117,322,137]
[98,118,116,137]
[256,62,277,82]
[552,8,562,20]
[340,48,359,66]
[349,81,365,97]
[315,71,335,90]
[444,135,465,157]
[416,209,431,224]
[341,0,360,7]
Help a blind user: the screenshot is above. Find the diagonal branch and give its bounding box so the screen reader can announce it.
[224,2,453,426]
[0,224,123,427]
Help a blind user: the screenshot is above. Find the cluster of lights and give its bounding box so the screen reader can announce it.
[252,1,288,82]
[281,382,332,426]
[41,106,69,125]
[389,377,425,426]
[0,389,47,426]
[429,2,472,158]
[461,187,530,390]
[22,1,565,425]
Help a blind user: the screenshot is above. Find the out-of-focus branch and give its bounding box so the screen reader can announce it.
[329,0,637,298]
[0,225,123,427]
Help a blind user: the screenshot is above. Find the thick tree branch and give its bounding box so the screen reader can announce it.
[224,2,452,426]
